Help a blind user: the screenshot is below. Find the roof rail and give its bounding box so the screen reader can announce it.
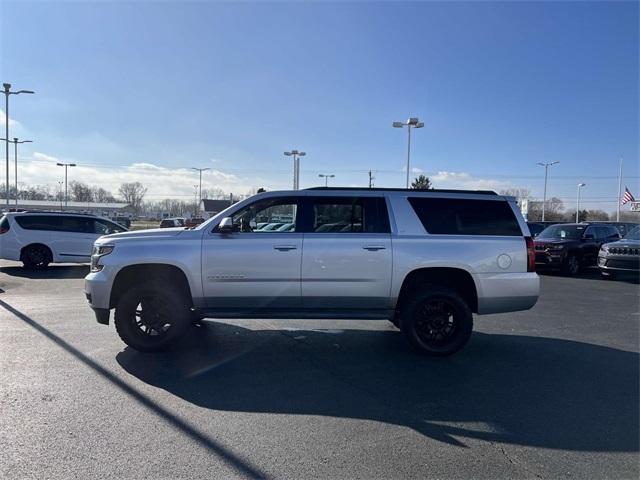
[305,187,498,195]
[13,210,98,216]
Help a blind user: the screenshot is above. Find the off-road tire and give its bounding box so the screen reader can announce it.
[399,285,473,356]
[114,282,191,352]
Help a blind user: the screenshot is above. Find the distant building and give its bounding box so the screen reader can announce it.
[0,199,131,217]
[201,198,235,218]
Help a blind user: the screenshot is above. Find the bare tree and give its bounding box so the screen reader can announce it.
[70,181,93,202]
[91,187,116,203]
[499,188,531,201]
[528,197,565,221]
[118,182,148,213]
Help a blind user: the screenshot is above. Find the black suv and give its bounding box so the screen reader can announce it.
[534,223,621,275]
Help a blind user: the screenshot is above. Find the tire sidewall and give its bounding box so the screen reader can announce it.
[400,287,473,356]
[114,283,190,352]
[22,244,51,269]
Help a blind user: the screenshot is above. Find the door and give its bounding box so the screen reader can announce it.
[300,196,392,311]
[47,216,99,262]
[201,196,303,310]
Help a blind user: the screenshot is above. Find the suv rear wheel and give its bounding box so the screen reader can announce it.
[562,254,580,276]
[21,244,52,269]
[399,285,473,356]
[114,282,191,352]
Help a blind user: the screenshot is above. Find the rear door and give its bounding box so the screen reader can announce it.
[300,196,392,312]
[48,216,100,261]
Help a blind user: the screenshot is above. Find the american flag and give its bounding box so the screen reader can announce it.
[621,187,635,205]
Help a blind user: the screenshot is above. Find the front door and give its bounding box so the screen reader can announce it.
[201,196,302,310]
[300,196,393,311]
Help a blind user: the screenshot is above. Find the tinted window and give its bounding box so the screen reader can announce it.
[15,215,60,231]
[408,198,520,236]
[306,197,390,234]
[94,219,126,234]
[58,217,93,233]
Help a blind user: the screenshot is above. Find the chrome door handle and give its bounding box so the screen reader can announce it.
[273,245,297,251]
[362,245,386,251]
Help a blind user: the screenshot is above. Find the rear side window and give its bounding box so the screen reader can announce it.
[15,215,60,231]
[306,197,390,233]
[408,197,521,236]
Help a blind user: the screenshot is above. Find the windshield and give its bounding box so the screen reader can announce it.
[624,226,640,240]
[538,225,585,240]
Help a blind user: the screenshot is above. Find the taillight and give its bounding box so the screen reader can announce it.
[525,236,535,272]
[0,227,9,234]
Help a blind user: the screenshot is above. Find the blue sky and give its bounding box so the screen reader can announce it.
[1,0,638,211]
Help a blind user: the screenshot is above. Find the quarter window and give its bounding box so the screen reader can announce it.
[408,197,521,236]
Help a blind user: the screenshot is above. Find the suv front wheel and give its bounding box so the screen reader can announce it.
[399,285,473,356]
[114,282,191,352]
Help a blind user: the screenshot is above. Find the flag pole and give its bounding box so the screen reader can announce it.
[617,157,623,222]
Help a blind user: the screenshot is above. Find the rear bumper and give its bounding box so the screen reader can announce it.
[476,272,540,315]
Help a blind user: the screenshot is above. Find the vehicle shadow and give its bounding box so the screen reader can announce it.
[0,265,89,279]
[117,324,639,452]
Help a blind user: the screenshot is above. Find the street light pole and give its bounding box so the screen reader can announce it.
[536,161,560,221]
[284,150,306,190]
[318,173,335,187]
[191,167,210,216]
[57,181,64,210]
[2,83,35,210]
[393,117,424,188]
[56,162,76,209]
[0,138,33,206]
[576,183,586,222]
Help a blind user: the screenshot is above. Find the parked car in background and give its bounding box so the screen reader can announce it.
[527,221,565,238]
[111,216,131,229]
[85,187,539,356]
[598,225,640,278]
[159,218,185,228]
[582,221,639,237]
[0,211,127,268]
[534,223,620,275]
[185,217,205,228]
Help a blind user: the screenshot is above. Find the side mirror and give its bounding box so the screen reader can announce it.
[217,217,238,233]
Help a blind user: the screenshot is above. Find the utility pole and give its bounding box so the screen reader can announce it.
[284,150,306,190]
[56,162,76,209]
[368,170,375,188]
[393,117,424,188]
[536,161,560,221]
[617,157,623,222]
[191,167,210,216]
[2,83,34,209]
[318,173,335,187]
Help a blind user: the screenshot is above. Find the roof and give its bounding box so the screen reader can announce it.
[201,198,234,211]
[306,187,498,195]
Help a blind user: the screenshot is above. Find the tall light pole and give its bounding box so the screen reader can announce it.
[616,157,623,222]
[576,183,586,223]
[191,167,210,216]
[57,181,64,210]
[3,83,34,210]
[536,161,560,221]
[284,150,306,190]
[393,117,424,188]
[1,137,33,206]
[193,184,199,216]
[56,162,76,208]
[318,173,335,187]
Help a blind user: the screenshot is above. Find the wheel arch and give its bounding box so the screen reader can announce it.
[395,267,478,314]
[110,263,193,309]
[20,243,53,262]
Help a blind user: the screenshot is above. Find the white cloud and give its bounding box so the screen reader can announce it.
[18,154,253,199]
[0,109,20,128]
[430,171,512,191]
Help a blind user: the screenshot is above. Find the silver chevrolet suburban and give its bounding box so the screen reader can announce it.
[85,188,539,356]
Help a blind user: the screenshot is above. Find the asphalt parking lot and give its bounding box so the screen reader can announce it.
[0,260,638,480]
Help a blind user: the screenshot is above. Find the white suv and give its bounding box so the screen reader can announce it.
[0,211,127,268]
[85,188,539,356]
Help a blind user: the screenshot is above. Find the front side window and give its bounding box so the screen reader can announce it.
[408,197,521,236]
[307,197,390,233]
[230,197,298,233]
[93,219,126,235]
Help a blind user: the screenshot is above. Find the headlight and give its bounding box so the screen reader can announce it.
[90,245,114,272]
[600,244,609,253]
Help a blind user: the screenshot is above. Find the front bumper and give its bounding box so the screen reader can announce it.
[85,267,115,325]
[535,250,566,268]
[598,255,640,273]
